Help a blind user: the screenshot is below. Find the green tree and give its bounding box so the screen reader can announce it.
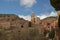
[58,15,60,28]
[49,28,55,40]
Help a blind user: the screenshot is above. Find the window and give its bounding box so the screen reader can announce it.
[47,23,50,28]
[21,25,23,28]
[47,23,50,25]
[29,22,31,27]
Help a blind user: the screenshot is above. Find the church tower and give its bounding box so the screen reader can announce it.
[31,12,35,24]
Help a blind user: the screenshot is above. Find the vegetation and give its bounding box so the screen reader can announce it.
[0,27,44,40]
[58,15,60,28]
[49,28,55,40]
[50,0,60,10]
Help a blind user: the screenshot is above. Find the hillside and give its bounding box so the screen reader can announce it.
[41,16,57,22]
[0,14,58,40]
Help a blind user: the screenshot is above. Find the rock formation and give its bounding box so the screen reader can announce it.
[0,14,58,40]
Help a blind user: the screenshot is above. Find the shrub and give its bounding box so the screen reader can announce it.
[58,15,60,28]
[49,28,55,39]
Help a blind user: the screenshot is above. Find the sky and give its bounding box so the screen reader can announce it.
[0,0,58,21]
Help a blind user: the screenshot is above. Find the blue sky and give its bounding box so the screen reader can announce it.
[0,0,57,20]
[0,0,56,15]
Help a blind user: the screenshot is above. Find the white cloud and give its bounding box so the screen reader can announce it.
[18,11,58,21]
[37,15,48,19]
[18,15,31,21]
[20,0,37,8]
[37,11,58,19]
[49,12,57,17]
[5,0,37,7]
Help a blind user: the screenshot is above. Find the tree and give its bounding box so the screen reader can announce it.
[50,0,60,11]
[50,0,60,39]
[58,15,60,28]
[49,28,55,40]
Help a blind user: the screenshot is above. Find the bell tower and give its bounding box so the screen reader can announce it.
[31,12,35,24]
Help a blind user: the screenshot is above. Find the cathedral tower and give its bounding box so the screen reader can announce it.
[31,12,35,24]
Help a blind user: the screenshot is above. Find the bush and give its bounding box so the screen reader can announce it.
[0,27,44,40]
[49,28,55,39]
[58,15,60,28]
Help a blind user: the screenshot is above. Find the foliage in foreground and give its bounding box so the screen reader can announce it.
[0,27,44,40]
[58,15,60,28]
